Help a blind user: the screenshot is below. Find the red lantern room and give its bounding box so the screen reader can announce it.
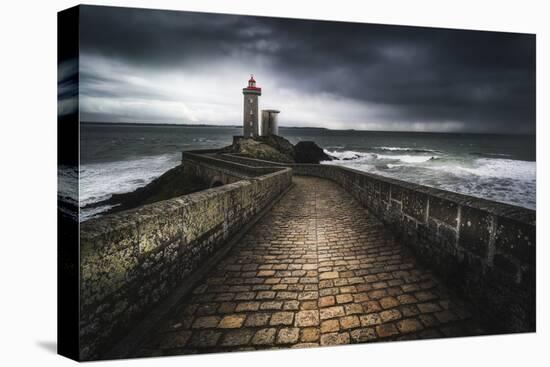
[244,74,261,92]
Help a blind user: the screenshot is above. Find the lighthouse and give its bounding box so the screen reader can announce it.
[242,75,262,137]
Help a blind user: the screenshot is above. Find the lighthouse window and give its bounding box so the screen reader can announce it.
[249,98,253,104]
[250,110,253,115]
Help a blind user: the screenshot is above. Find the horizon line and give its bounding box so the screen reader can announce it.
[79,121,536,136]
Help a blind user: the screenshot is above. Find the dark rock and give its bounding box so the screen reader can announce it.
[240,139,293,163]
[221,136,295,163]
[255,135,295,158]
[84,164,208,216]
[223,135,334,164]
[342,154,360,161]
[294,141,334,163]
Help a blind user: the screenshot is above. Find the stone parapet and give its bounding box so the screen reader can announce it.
[79,156,292,360]
[215,153,536,333]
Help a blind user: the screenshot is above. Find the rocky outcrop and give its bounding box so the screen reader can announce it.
[223,136,333,164]
[294,141,334,163]
[255,135,295,159]
[222,137,294,163]
[83,164,208,216]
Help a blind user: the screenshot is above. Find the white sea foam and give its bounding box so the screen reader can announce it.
[386,163,404,169]
[325,149,435,164]
[374,146,438,153]
[376,154,435,164]
[79,204,119,222]
[375,146,406,151]
[58,165,79,206]
[79,153,181,210]
[324,150,375,161]
[322,150,535,209]
[456,158,536,180]
[439,178,536,210]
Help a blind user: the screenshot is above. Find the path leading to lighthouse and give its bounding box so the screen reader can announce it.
[135,176,484,356]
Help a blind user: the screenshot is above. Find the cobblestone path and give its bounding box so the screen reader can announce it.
[136,176,483,356]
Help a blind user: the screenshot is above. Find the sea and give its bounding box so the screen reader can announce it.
[59,123,536,222]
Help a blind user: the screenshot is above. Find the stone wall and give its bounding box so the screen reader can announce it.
[216,153,282,167]
[216,154,536,333]
[182,153,248,187]
[79,158,292,360]
[182,151,279,184]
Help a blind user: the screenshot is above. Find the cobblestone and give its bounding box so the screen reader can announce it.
[251,328,277,345]
[138,176,483,355]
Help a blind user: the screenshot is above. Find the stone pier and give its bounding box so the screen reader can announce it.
[80,151,534,360]
[134,176,484,356]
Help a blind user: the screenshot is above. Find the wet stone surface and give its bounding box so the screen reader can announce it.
[136,176,484,356]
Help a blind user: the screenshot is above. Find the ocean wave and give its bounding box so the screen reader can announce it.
[373,146,439,153]
[79,153,181,209]
[80,204,119,222]
[469,152,513,158]
[438,177,535,209]
[386,163,404,169]
[324,149,376,161]
[376,154,436,164]
[58,165,79,206]
[455,158,535,180]
[325,149,437,164]
[322,154,535,209]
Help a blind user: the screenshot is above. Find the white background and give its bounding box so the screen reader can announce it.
[0,0,548,365]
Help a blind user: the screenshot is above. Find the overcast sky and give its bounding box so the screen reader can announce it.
[70,5,535,133]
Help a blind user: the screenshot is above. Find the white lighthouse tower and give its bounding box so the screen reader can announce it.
[242,75,262,137]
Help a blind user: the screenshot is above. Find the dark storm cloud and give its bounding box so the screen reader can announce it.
[79,5,535,133]
[58,58,78,116]
[80,6,268,67]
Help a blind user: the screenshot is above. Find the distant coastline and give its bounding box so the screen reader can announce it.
[80,121,534,136]
[81,121,242,128]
